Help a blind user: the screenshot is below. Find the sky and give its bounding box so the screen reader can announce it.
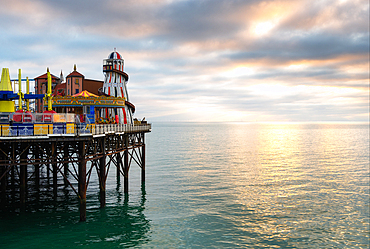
[0,0,369,123]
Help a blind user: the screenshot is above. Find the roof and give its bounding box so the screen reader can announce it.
[54,83,66,90]
[83,79,104,95]
[52,83,66,96]
[108,51,122,60]
[72,90,98,97]
[34,72,60,80]
[0,68,12,91]
[66,70,84,78]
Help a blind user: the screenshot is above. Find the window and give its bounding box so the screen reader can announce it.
[75,89,79,94]
[75,79,79,84]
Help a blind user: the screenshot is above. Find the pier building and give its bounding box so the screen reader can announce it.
[34,71,60,113]
[35,65,104,113]
[0,50,150,221]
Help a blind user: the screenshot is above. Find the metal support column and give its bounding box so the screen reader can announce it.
[116,152,121,179]
[124,136,129,193]
[141,133,146,184]
[11,146,15,202]
[78,141,87,222]
[52,141,57,198]
[63,142,69,186]
[20,146,27,206]
[0,155,6,204]
[34,146,40,189]
[99,137,106,208]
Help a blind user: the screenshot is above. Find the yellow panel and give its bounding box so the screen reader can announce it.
[0,101,15,113]
[34,124,50,135]
[0,125,10,136]
[66,123,75,134]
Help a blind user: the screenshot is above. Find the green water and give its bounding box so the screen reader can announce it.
[0,123,369,248]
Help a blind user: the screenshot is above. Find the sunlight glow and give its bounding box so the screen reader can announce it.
[248,84,297,97]
[286,64,307,70]
[254,21,275,36]
[222,67,254,78]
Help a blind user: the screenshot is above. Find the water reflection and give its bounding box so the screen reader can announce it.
[222,123,369,247]
[0,168,151,248]
[83,184,150,247]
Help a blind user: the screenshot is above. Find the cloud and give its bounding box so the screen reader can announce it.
[0,0,368,122]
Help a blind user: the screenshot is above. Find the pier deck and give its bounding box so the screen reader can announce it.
[0,124,151,221]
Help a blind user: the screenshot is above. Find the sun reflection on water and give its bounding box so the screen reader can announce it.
[217,123,369,246]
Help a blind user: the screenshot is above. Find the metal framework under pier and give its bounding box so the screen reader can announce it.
[0,130,148,221]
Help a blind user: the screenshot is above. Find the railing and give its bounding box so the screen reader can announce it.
[0,123,151,137]
[94,124,151,134]
[4,113,76,123]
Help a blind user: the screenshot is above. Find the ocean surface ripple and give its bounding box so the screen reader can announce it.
[0,123,369,248]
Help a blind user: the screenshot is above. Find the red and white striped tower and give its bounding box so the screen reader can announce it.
[101,49,134,124]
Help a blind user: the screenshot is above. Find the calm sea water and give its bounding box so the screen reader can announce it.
[0,122,369,248]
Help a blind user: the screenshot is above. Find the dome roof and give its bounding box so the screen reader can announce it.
[108,50,122,60]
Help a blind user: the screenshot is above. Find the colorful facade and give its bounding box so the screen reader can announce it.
[35,65,104,112]
[66,65,84,96]
[101,49,134,124]
[34,71,60,112]
[2,49,138,126]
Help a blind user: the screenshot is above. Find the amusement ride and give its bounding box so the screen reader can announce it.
[0,50,144,136]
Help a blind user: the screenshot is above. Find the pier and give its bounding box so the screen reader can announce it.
[0,123,151,221]
[0,49,150,221]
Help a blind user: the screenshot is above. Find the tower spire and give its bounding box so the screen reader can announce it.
[60,70,64,83]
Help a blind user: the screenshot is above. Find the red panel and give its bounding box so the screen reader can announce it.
[123,108,127,124]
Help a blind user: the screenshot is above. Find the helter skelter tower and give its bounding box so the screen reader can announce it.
[101,49,134,124]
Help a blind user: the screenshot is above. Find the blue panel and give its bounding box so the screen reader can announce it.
[24,94,44,99]
[11,124,34,136]
[53,124,66,134]
[86,114,95,123]
[0,91,18,100]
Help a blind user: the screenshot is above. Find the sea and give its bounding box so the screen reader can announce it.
[0,122,369,248]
